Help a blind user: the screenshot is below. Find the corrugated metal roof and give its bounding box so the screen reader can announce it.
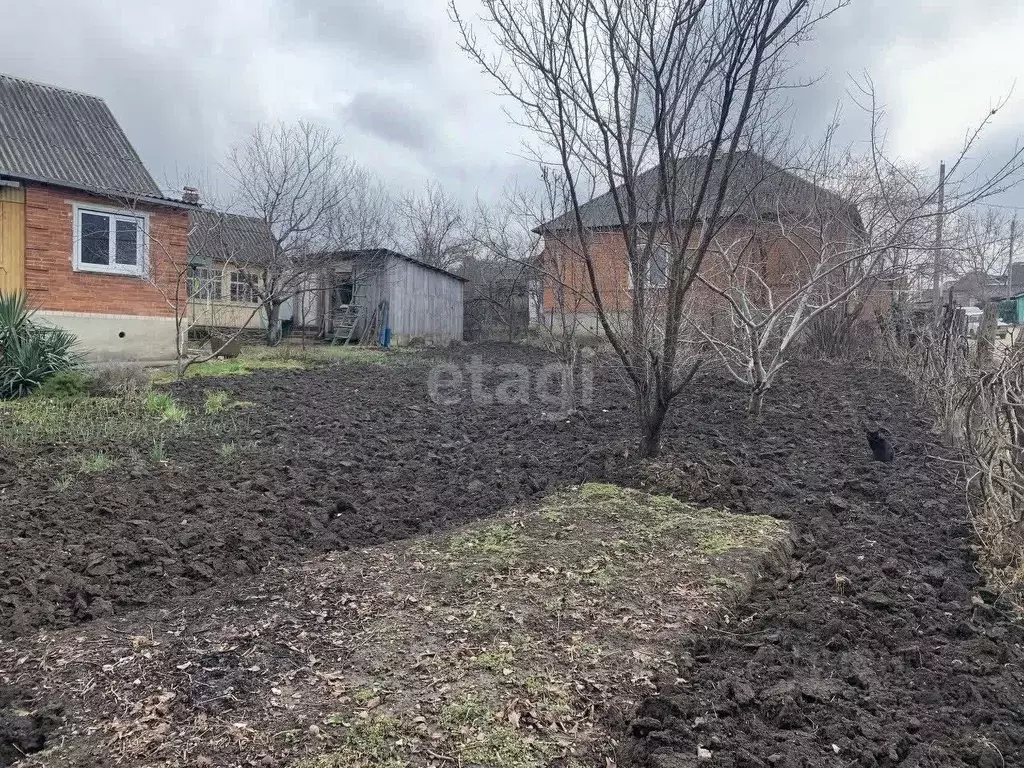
[542,151,855,231]
[0,73,161,198]
[189,209,276,265]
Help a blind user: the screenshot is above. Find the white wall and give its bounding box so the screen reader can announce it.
[35,310,178,362]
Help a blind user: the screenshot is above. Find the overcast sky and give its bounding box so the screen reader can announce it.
[1,0,1022,208]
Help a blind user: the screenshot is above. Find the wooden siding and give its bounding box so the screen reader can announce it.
[385,257,464,342]
[0,185,26,295]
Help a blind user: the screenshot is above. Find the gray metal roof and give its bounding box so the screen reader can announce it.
[189,209,276,265]
[542,151,856,231]
[0,73,162,198]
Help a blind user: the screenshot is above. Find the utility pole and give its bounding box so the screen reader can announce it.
[931,161,946,319]
[1008,215,1017,292]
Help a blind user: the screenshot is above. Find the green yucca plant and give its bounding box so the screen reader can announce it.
[0,292,81,399]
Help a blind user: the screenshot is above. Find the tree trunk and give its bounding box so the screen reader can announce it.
[748,385,768,417]
[638,394,669,459]
[265,302,283,347]
[747,348,770,417]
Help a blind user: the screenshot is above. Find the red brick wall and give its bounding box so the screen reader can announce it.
[539,223,838,315]
[24,184,188,317]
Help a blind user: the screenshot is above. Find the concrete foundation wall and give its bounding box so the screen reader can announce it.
[35,310,178,362]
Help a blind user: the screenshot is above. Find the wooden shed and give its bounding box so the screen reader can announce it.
[294,249,466,345]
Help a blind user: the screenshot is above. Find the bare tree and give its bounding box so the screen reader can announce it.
[337,167,399,252]
[226,121,350,345]
[399,180,475,270]
[453,0,847,456]
[693,93,1023,415]
[476,169,596,414]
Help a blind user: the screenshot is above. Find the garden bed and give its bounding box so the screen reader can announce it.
[0,484,789,767]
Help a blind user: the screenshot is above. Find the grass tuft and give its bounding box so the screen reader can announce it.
[149,437,167,464]
[48,472,74,492]
[204,390,231,414]
[144,392,187,424]
[216,441,239,460]
[79,451,115,473]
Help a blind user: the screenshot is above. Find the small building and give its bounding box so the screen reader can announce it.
[295,249,466,345]
[535,151,866,335]
[0,73,193,361]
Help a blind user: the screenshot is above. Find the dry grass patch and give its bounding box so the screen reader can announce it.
[4,484,789,768]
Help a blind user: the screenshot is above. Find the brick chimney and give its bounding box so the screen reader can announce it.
[182,186,200,205]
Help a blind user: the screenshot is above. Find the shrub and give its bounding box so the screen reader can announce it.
[0,293,80,399]
[33,370,96,399]
[93,363,150,399]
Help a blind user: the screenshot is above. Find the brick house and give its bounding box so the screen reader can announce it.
[535,152,865,335]
[0,73,193,361]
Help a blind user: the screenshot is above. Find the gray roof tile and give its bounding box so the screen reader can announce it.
[189,209,276,265]
[543,151,854,231]
[0,73,161,198]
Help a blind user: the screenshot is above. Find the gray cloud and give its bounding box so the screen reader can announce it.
[343,92,436,153]
[0,0,1019,210]
[281,0,436,67]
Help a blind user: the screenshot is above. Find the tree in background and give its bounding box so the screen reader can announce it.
[226,121,350,345]
[399,180,476,271]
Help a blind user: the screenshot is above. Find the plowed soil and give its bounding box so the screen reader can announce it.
[1,344,1022,766]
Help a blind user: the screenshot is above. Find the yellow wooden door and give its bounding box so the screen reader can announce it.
[0,185,26,295]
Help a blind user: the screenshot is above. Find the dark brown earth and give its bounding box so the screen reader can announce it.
[1,344,1022,766]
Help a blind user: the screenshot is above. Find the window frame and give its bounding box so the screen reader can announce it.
[229,269,259,304]
[189,264,223,301]
[72,203,149,278]
[627,240,671,290]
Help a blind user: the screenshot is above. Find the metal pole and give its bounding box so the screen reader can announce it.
[1009,215,1017,289]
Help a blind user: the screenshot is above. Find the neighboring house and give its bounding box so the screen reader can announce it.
[535,151,866,334]
[187,209,276,333]
[294,249,466,345]
[946,271,1007,309]
[0,73,193,361]
[1004,262,1024,298]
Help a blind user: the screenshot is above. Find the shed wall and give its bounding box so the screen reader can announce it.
[386,258,463,343]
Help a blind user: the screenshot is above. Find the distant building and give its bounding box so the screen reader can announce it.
[535,151,869,335]
[460,256,531,341]
[946,271,1008,309]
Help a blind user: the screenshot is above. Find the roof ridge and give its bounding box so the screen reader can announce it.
[0,72,105,103]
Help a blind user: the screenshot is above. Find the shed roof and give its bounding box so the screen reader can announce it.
[0,73,165,201]
[336,249,468,282]
[540,150,857,232]
[189,209,276,265]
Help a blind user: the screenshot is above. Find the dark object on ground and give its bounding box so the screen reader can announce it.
[866,428,895,462]
[208,332,242,358]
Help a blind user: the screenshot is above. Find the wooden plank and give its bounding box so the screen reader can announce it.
[0,185,26,295]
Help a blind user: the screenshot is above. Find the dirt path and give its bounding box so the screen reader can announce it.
[620,364,1024,767]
